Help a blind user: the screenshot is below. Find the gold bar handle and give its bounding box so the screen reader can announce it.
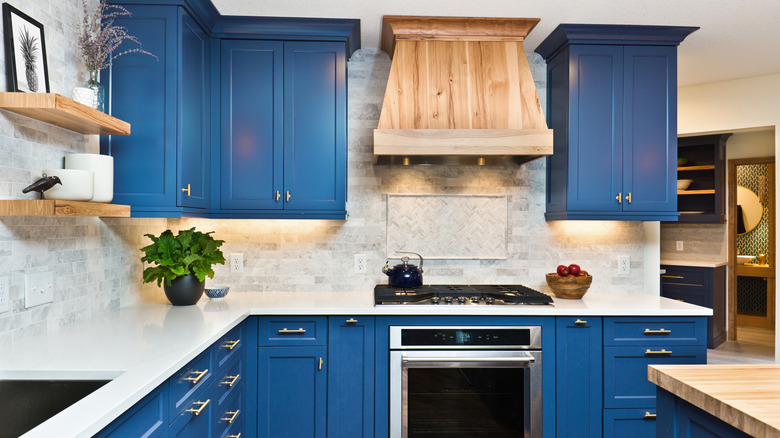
[574,319,587,325]
[318,357,323,371]
[186,369,208,383]
[644,328,671,335]
[661,275,684,279]
[222,339,240,350]
[616,192,622,204]
[644,412,657,419]
[181,184,191,196]
[221,374,240,387]
[186,399,210,416]
[645,349,672,355]
[278,328,306,334]
[276,190,281,201]
[346,318,358,324]
[221,409,240,424]
[227,434,242,438]
[626,192,632,204]
[286,191,291,202]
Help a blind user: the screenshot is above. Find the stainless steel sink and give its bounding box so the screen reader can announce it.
[0,379,110,438]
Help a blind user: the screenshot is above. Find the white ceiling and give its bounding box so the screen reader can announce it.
[212,0,780,87]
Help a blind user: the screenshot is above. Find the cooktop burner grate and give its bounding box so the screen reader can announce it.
[374,284,553,305]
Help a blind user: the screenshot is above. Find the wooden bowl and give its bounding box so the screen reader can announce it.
[545,273,592,299]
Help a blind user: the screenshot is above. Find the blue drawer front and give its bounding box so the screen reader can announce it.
[604,345,705,408]
[259,316,327,346]
[216,325,244,371]
[95,386,168,438]
[603,408,656,438]
[169,349,214,415]
[604,317,707,346]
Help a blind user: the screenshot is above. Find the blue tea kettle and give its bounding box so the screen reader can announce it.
[382,252,424,288]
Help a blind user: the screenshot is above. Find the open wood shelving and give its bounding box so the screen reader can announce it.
[0,200,130,217]
[0,92,130,135]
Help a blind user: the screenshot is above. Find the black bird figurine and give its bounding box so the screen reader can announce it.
[22,174,62,199]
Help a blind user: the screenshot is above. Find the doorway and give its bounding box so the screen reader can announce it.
[728,157,776,340]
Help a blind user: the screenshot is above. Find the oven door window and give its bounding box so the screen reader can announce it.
[405,367,527,437]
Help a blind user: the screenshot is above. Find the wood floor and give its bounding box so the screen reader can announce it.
[708,326,776,364]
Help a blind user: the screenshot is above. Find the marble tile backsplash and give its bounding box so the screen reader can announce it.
[0,24,647,344]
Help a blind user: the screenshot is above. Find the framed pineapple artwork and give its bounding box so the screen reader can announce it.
[2,3,49,93]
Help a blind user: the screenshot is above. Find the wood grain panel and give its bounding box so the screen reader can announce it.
[0,200,130,217]
[649,364,780,437]
[0,93,131,135]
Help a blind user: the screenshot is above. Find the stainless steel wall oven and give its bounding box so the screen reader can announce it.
[389,326,542,437]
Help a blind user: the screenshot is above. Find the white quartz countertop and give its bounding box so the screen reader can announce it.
[2,291,712,438]
[661,259,729,268]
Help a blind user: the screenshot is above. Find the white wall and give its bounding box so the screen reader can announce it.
[678,73,780,361]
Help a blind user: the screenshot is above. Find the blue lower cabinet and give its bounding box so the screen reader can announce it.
[94,386,168,438]
[657,388,751,438]
[214,388,243,438]
[603,408,657,438]
[169,391,214,438]
[328,316,375,437]
[555,317,603,438]
[257,346,327,437]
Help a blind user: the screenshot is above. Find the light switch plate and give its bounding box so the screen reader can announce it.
[25,271,54,308]
[0,276,9,313]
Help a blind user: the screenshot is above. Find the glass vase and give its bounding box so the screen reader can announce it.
[72,70,105,112]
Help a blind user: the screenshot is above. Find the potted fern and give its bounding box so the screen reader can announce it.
[141,228,226,306]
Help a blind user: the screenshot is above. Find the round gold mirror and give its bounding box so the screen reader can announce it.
[736,186,763,235]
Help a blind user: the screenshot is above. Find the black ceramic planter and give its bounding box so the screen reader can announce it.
[163,274,205,306]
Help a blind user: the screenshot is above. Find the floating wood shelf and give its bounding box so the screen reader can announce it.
[0,200,130,217]
[678,189,716,195]
[0,92,130,135]
[678,165,715,171]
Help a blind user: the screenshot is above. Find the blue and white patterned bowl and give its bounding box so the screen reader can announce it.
[205,286,230,300]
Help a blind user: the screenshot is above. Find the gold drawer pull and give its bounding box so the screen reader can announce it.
[186,399,210,416]
[186,369,208,383]
[626,192,632,204]
[286,190,291,202]
[221,409,240,423]
[222,339,240,350]
[661,275,684,279]
[318,357,323,371]
[276,190,281,201]
[346,318,358,324]
[574,319,587,325]
[227,434,242,438]
[181,184,191,196]
[278,328,306,334]
[644,328,671,335]
[645,349,672,355]
[644,412,657,419]
[221,374,240,387]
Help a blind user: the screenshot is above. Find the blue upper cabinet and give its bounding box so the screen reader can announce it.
[536,24,697,221]
[102,5,210,217]
[216,40,347,218]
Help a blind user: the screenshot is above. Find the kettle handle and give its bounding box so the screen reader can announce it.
[396,251,423,272]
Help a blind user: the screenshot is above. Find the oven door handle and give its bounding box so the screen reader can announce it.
[401,355,535,368]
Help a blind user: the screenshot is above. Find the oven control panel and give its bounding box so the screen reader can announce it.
[390,326,542,349]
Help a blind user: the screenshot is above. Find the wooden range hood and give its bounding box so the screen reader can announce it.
[374,16,553,165]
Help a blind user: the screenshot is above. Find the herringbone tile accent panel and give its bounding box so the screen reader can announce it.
[386,195,507,259]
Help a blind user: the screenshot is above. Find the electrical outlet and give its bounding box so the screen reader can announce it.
[0,277,9,313]
[618,255,631,275]
[25,271,54,308]
[676,241,684,251]
[230,253,244,274]
[354,254,366,274]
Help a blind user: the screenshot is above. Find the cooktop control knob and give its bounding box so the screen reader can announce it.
[486,297,495,305]
[457,296,467,304]
[431,296,440,304]
[470,296,480,303]
[443,296,453,304]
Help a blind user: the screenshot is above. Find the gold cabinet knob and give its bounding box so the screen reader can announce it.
[574,319,587,325]
[181,184,191,196]
[626,192,632,204]
[286,190,291,202]
[276,190,281,201]
[616,192,622,204]
[346,318,358,324]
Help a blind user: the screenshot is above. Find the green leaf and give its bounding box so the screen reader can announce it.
[140,227,225,285]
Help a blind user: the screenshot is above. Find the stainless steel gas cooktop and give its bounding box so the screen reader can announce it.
[374,284,553,305]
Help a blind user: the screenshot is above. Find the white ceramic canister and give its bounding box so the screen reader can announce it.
[41,168,94,201]
[64,153,113,203]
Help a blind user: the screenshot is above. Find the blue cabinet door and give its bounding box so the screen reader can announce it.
[94,385,168,438]
[283,41,346,212]
[622,45,677,214]
[328,316,375,438]
[178,10,209,209]
[566,45,623,213]
[219,39,284,210]
[555,317,603,438]
[102,5,177,210]
[258,346,327,438]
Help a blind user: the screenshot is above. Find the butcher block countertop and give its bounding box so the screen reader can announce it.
[649,364,780,437]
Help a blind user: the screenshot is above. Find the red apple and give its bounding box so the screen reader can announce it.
[557,265,569,276]
[579,270,589,277]
[568,264,581,276]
